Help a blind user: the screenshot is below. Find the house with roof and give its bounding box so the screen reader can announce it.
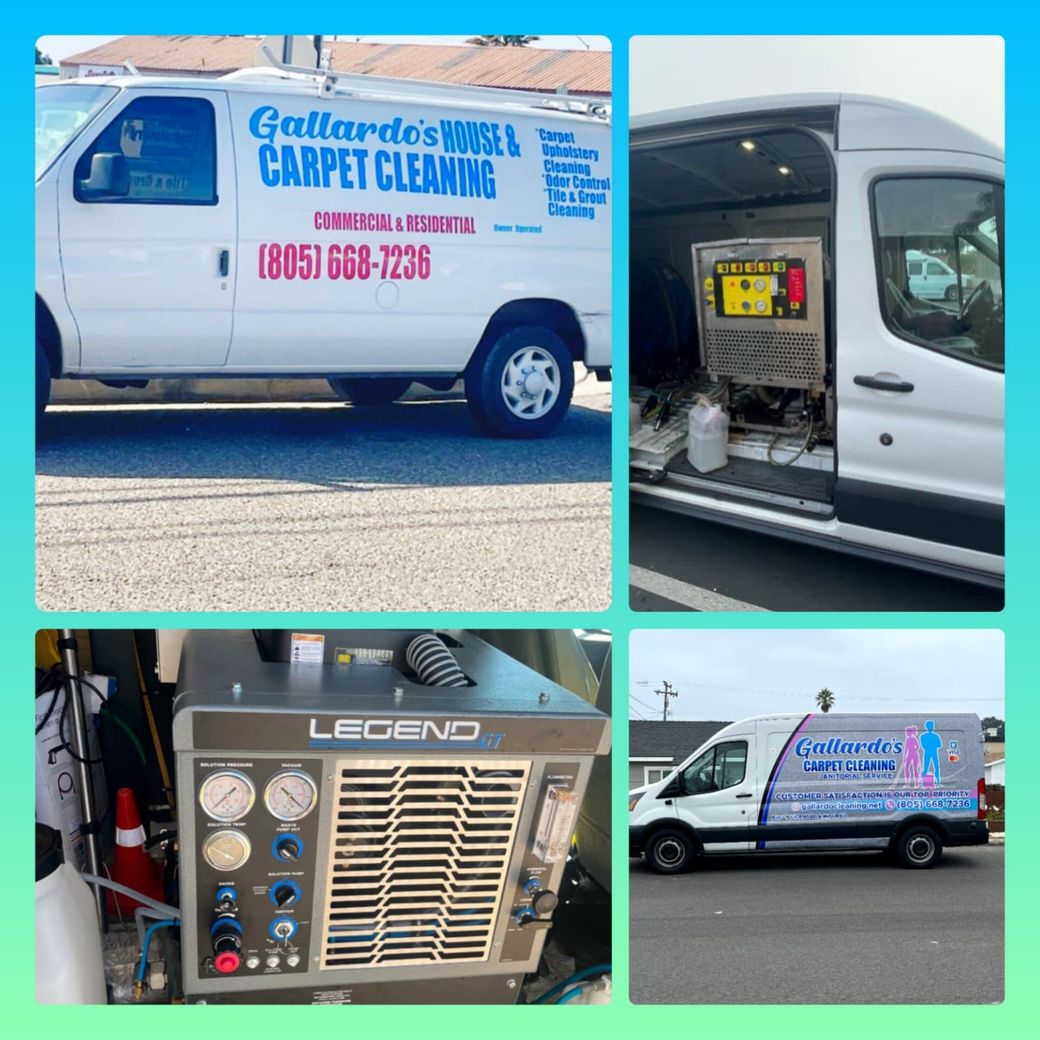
[58,36,611,98]
[629,720,731,789]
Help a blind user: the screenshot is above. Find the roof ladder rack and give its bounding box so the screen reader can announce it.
[221,46,610,120]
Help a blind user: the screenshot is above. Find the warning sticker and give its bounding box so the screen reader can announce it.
[333,647,394,667]
[289,633,325,664]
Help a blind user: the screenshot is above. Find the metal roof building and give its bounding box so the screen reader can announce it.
[59,36,611,97]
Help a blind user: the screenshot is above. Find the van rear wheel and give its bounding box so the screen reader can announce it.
[645,829,695,874]
[36,340,51,420]
[465,325,574,438]
[895,826,943,869]
[331,378,412,407]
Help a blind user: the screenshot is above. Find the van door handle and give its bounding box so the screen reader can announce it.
[218,249,230,277]
[735,792,753,798]
[854,374,914,393]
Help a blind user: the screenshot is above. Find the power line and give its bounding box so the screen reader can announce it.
[629,695,658,714]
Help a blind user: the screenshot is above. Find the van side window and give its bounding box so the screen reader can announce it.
[74,96,217,205]
[682,741,747,795]
[873,177,1004,371]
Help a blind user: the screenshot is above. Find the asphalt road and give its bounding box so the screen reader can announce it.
[630,845,1004,1004]
[36,385,610,612]
[630,505,1004,612]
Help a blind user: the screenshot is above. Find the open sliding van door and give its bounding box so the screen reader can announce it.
[833,101,1004,580]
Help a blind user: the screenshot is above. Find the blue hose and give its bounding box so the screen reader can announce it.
[556,985,586,1004]
[531,962,611,1004]
[137,919,180,983]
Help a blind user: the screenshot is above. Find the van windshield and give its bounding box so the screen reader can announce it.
[36,84,118,177]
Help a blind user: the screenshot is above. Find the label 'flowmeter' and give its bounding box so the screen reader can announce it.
[533,786,579,862]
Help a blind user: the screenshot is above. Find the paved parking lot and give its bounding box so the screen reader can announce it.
[36,380,611,612]
[630,505,1004,612]
[630,845,1004,1004]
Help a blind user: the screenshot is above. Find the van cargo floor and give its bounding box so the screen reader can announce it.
[665,453,834,507]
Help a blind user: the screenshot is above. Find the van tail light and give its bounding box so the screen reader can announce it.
[977,778,987,819]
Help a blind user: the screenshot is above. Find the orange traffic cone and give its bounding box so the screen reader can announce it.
[106,787,163,915]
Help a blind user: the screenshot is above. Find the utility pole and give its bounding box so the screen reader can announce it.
[655,681,678,721]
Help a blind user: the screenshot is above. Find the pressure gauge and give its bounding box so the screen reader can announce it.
[199,769,256,822]
[264,770,318,822]
[202,829,252,871]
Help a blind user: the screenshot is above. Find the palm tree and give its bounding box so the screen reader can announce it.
[815,687,835,713]
[466,35,540,47]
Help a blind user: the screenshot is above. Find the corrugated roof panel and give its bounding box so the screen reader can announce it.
[60,36,611,95]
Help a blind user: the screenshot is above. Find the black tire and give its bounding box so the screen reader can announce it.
[644,828,696,874]
[894,826,943,869]
[36,340,51,421]
[331,378,412,407]
[945,284,958,301]
[464,324,574,438]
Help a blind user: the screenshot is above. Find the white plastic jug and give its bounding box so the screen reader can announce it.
[687,397,729,473]
[35,824,107,1004]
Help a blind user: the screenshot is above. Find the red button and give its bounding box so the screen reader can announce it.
[788,267,806,304]
[214,951,241,974]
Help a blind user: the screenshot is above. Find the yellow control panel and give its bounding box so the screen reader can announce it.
[708,258,807,321]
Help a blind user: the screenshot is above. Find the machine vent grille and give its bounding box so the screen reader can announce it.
[320,759,530,970]
[704,327,825,389]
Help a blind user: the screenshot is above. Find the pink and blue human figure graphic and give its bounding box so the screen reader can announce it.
[902,725,921,787]
[920,719,943,786]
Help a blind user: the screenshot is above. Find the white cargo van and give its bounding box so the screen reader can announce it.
[629,712,988,871]
[630,95,1003,584]
[35,63,612,438]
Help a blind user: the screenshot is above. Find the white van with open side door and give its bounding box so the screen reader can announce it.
[629,712,989,871]
[35,62,611,438]
[629,95,1003,584]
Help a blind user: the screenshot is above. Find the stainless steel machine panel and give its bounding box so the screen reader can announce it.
[692,237,826,390]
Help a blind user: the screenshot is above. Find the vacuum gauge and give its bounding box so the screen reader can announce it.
[264,770,318,821]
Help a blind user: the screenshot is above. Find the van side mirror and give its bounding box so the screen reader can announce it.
[78,153,130,199]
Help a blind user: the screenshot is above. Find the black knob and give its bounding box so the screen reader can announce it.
[532,889,559,915]
[741,278,750,290]
[211,918,243,974]
[275,836,301,861]
[273,882,298,908]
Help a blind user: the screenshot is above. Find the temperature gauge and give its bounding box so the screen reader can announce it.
[264,770,318,822]
[202,829,252,871]
[199,770,255,822]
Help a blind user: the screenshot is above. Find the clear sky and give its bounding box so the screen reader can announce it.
[36,35,609,62]
[631,36,1003,147]
[630,630,1004,721]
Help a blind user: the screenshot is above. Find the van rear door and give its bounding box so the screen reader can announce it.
[673,733,754,851]
[57,87,237,371]
[834,145,1004,570]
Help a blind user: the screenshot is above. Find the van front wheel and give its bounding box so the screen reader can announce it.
[895,826,943,869]
[465,325,574,438]
[331,378,412,407]
[36,340,51,420]
[645,829,696,874]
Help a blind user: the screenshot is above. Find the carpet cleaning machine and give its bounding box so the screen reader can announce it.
[173,630,610,1004]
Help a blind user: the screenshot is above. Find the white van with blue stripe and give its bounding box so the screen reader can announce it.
[629,712,988,871]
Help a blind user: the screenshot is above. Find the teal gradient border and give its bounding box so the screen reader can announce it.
[12,13,1032,1036]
